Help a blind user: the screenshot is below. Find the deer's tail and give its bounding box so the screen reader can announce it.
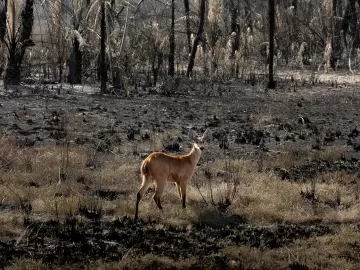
[140,159,149,176]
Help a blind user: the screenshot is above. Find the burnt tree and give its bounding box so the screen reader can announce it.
[168,0,175,76]
[186,0,206,77]
[4,0,35,85]
[184,0,191,54]
[267,0,276,89]
[99,0,108,94]
[0,0,7,76]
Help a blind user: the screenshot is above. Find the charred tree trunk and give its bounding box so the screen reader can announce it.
[186,0,206,77]
[152,50,163,86]
[168,0,175,76]
[4,0,34,85]
[337,0,343,17]
[184,0,191,54]
[331,0,342,68]
[68,36,82,84]
[343,0,359,48]
[228,0,240,77]
[324,0,333,72]
[267,0,276,89]
[244,0,252,33]
[0,0,7,76]
[292,0,297,14]
[68,1,84,85]
[99,1,108,94]
[0,0,6,43]
[230,1,238,34]
[230,0,240,54]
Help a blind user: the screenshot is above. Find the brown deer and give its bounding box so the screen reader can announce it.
[135,143,203,220]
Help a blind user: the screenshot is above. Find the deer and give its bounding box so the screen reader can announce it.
[134,142,203,220]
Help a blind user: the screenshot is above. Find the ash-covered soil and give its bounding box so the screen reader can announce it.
[0,217,336,268]
[1,77,360,267]
[1,78,360,163]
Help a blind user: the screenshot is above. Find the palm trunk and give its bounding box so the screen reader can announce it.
[0,0,7,43]
[52,0,63,82]
[100,1,107,94]
[168,0,175,76]
[267,0,276,89]
[68,36,82,84]
[230,0,240,55]
[183,0,191,54]
[0,0,7,76]
[331,0,342,68]
[113,7,129,89]
[4,0,34,85]
[186,0,206,77]
[244,0,252,33]
[68,3,83,85]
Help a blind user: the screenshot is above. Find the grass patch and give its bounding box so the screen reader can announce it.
[221,226,360,270]
[1,135,359,269]
[264,145,310,169]
[1,136,359,226]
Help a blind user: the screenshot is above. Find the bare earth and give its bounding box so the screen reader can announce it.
[0,75,360,269]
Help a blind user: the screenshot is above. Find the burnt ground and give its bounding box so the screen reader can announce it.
[0,76,360,268]
[0,217,336,268]
[2,79,360,160]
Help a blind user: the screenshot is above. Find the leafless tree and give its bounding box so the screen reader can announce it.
[168,0,175,76]
[183,0,191,54]
[99,0,107,93]
[3,0,35,85]
[186,0,206,77]
[268,0,276,89]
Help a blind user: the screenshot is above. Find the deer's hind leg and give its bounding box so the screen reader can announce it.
[135,174,153,220]
[180,180,189,209]
[176,182,182,200]
[153,178,166,210]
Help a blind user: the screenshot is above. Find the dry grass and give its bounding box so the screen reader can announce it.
[264,145,346,170]
[8,226,360,270]
[1,135,359,268]
[184,157,360,225]
[222,226,360,270]
[92,254,198,270]
[0,211,24,237]
[6,259,48,270]
[236,173,358,224]
[0,137,139,229]
[312,147,345,162]
[8,255,197,270]
[1,135,359,227]
[254,105,275,127]
[264,145,310,169]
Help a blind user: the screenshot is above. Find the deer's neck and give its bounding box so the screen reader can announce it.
[188,148,201,166]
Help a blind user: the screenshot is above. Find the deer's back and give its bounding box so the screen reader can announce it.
[144,152,193,181]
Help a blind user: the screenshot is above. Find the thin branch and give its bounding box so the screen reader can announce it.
[119,6,129,59]
[134,0,146,14]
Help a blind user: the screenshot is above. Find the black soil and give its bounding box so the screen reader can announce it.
[1,78,360,267]
[0,217,336,267]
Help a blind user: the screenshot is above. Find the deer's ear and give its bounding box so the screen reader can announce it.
[201,129,212,143]
[193,137,203,144]
[188,129,197,141]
